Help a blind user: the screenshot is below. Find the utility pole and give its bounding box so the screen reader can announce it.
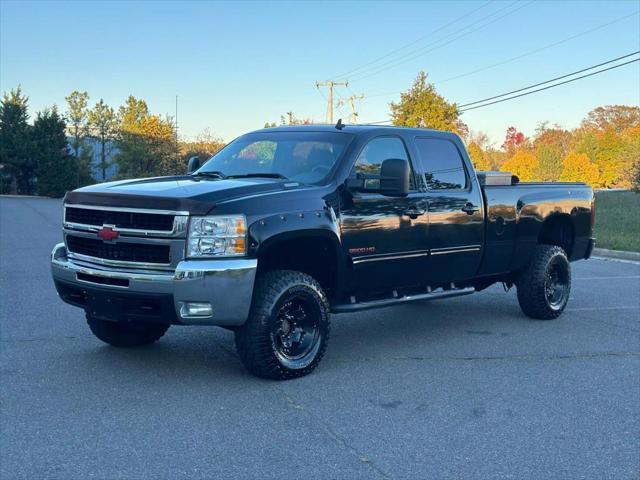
[337,94,365,124]
[315,80,348,124]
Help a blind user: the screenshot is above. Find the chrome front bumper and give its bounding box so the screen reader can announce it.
[50,243,257,326]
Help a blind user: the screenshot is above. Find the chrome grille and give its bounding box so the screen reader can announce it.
[66,236,171,264]
[63,205,188,270]
[66,207,174,231]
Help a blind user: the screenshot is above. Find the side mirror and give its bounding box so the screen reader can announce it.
[187,156,200,174]
[380,158,410,197]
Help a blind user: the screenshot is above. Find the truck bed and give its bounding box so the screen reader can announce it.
[478,181,594,277]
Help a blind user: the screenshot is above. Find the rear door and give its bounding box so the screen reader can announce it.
[340,135,429,293]
[413,136,484,284]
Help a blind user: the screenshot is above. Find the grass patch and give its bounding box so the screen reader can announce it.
[594,191,640,252]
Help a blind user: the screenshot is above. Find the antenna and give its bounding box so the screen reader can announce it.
[335,118,345,130]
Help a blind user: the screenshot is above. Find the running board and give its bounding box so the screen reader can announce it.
[331,287,475,313]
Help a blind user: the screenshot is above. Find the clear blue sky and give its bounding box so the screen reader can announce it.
[1,0,639,145]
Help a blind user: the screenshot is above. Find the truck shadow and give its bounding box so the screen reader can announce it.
[328,295,524,360]
[73,291,526,383]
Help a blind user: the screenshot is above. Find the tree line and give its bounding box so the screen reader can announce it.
[0,87,225,197]
[1,75,638,197]
[389,72,640,190]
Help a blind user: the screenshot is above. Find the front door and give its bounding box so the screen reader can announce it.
[340,136,429,294]
[413,136,484,284]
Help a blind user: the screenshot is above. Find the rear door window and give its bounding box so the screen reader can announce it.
[415,138,467,190]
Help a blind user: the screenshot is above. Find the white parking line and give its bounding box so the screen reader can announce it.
[568,306,640,311]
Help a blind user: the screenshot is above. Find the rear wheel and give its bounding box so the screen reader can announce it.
[86,314,170,347]
[516,245,571,320]
[234,270,330,380]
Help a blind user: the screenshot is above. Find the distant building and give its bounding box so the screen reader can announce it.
[86,137,119,181]
[68,137,119,181]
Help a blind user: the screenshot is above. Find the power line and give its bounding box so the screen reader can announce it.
[363,55,639,123]
[362,10,639,100]
[438,10,639,86]
[348,0,520,81]
[366,119,393,125]
[349,0,533,82]
[333,0,494,80]
[460,58,640,112]
[459,51,640,108]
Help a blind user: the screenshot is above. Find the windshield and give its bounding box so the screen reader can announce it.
[197,131,353,184]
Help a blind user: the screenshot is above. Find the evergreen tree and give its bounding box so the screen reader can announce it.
[0,87,34,194]
[533,123,573,181]
[65,90,93,186]
[88,99,117,180]
[535,144,563,181]
[32,108,76,197]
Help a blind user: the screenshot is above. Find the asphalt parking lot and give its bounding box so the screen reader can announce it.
[1,196,638,479]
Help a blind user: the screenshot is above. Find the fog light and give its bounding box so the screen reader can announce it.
[180,302,213,317]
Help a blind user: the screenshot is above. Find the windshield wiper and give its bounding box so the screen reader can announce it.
[227,173,288,180]
[191,171,227,179]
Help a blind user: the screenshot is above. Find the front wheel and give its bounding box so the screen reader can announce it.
[516,245,571,320]
[86,314,170,347]
[234,270,330,380]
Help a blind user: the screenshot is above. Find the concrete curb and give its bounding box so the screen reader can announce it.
[0,194,50,199]
[593,248,640,262]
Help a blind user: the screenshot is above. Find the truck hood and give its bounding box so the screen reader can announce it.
[64,175,299,215]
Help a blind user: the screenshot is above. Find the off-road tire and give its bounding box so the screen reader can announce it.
[86,314,170,347]
[234,270,330,380]
[517,245,571,320]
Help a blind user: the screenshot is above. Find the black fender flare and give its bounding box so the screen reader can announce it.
[248,208,347,296]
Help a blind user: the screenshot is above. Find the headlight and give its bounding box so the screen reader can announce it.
[187,215,247,258]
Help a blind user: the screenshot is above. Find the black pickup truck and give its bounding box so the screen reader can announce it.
[51,124,595,379]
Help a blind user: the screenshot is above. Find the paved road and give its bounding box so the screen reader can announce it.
[1,196,639,479]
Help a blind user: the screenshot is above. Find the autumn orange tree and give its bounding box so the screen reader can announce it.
[115,95,179,178]
[559,152,601,186]
[500,150,539,181]
[471,105,638,187]
[180,128,225,163]
[467,142,491,170]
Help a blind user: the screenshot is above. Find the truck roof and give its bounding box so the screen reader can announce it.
[250,123,457,138]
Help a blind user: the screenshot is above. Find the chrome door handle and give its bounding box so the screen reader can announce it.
[403,205,426,219]
[461,203,479,215]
